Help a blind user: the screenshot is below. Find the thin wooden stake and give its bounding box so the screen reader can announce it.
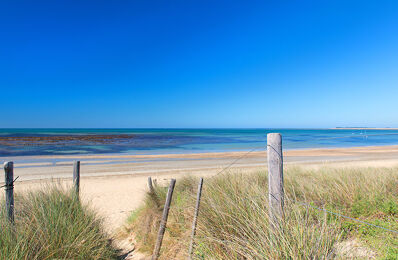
[188,177,204,259]
[152,178,176,260]
[73,161,80,197]
[148,176,154,193]
[267,133,284,228]
[4,161,14,223]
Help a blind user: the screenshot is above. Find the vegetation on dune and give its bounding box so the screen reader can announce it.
[0,185,118,260]
[124,166,398,259]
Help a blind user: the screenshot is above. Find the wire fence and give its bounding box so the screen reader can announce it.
[211,145,266,178]
[208,133,398,235]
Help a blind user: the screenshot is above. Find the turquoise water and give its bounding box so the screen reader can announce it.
[1,128,398,156]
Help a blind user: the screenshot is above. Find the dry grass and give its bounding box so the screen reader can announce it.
[0,184,118,260]
[124,166,398,259]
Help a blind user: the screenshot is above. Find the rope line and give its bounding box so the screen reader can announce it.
[212,146,266,178]
[266,144,282,159]
[0,176,19,189]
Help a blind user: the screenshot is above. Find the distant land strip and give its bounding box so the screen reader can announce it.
[332,127,398,130]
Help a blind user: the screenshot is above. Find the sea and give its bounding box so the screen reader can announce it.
[1,128,398,157]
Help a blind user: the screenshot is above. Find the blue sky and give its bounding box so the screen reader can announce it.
[1,1,398,128]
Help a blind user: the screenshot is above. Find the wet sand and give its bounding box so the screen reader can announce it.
[4,145,398,181]
[3,145,398,234]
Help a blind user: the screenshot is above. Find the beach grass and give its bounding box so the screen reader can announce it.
[0,185,118,260]
[124,166,398,259]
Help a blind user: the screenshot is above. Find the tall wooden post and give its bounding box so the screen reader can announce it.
[188,177,204,259]
[73,161,80,197]
[152,179,176,260]
[267,133,284,227]
[4,161,14,223]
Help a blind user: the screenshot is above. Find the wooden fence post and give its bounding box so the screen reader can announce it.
[267,133,284,227]
[152,178,176,260]
[148,176,154,193]
[73,161,80,197]
[188,177,204,259]
[4,161,14,223]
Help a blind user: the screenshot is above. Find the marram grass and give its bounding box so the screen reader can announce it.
[124,166,398,259]
[0,185,118,260]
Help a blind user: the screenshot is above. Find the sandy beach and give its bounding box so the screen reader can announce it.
[2,145,398,235]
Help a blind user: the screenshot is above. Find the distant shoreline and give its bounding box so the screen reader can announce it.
[331,127,398,130]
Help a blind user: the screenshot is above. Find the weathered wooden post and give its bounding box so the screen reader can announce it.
[188,177,204,259]
[148,176,154,193]
[267,133,284,227]
[73,161,80,197]
[152,178,176,260]
[4,161,14,223]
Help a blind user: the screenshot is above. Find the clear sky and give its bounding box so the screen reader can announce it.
[1,1,398,128]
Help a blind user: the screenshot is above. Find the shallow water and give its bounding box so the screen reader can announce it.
[1,128,398,156]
